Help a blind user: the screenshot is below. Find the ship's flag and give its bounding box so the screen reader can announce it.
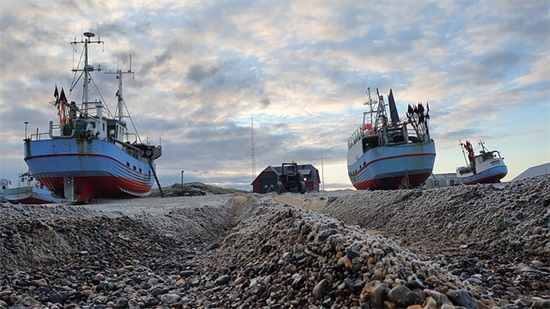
[54,85,59,107]
[60,88,67,103]
[59,88,67,124]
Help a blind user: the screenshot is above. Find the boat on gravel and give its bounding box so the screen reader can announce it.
[23,32,162,203]
[456,140,507,185]
[2,171,63,204]
[346,88,436,190]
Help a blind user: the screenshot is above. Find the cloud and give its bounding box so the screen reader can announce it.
[1,0,548,190]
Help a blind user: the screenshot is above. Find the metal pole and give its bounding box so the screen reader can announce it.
[24,122,28,140]
[181,170,184,194]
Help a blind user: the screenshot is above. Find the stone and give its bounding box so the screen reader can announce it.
[446,290,478,309]
[387,285,412,307]
[424,289,452,306]
[30,279,47,287]
[215,274,230,285]
[317,228,338,241]
[180,270,195,277]
[160,293,181,305]
[370,282,388,308]
[312,279,329,300]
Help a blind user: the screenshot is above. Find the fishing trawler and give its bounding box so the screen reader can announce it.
[23,32,162,203]
[347,88,436,189]
[2,171,63,204]
[456,140,507,185]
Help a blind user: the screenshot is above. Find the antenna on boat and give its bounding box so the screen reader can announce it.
[478,139,488,154]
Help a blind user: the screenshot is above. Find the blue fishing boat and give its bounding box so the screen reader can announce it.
[347,88,436,189]
[23,32,162,203]
[456,140,507,185]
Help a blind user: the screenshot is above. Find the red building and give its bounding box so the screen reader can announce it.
[251,164,320,193]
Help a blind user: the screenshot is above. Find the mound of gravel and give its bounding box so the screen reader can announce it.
[321,175,550,305]
[322,175,550,262]
[0,177,549,308]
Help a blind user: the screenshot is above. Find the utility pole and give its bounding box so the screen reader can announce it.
[251,115,256,182]
[181,170,184,195]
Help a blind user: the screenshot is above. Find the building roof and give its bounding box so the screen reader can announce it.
[512,162,550,182]
[428,173,458,179]
[252,164,320,184]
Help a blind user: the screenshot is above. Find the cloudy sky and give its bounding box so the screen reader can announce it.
[0,0,548,191]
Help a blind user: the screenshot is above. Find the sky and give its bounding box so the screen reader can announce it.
[0,0,548,191]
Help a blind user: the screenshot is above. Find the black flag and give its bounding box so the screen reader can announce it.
[54,85,59,106]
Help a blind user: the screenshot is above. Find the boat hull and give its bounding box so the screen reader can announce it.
[347,141,436,190]
[459,165,508,185]
[24,138,155,202]
[2,186,63,204]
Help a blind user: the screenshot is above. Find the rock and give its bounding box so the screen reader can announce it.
[160,293,181,305]
[228,291,240,302]
[180,270,195,277]
[424,289,452,306]
[50,292,64,304]
[206,243,221,250]
[215,274,230,285]
[114,297,129,308]
[530,298,550,309]
[30,279,47,287]
[317,228,338,241]
[344,278,365,292]
[312,279,330,300]
[345,248,360,260]
[446,290,478,309]
[370,282,389,308]
[387,285,412,307]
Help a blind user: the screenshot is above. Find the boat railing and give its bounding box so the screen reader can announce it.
[347,126,365,149]
[25,122,67,141]
[28,131,51,141]
[111,138,145,158]
[48,121,75,139]
[405,127,425,142]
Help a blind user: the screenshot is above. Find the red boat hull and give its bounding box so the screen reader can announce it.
[38,175,152,202]
[353,171,432,190]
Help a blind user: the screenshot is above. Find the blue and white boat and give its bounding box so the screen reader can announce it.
[1,178,13,202]
[347,88,436,189]
[23,32,162,203]
[2,171,63,204]
[456,140,507,185]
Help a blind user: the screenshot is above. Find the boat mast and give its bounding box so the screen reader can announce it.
[459,140,469,165]
[363,88,376,126]
[83,32,91,114]
[374,88,387,130]
[71,32,103,115]
[478,140,488,154]
[107,59,134,122]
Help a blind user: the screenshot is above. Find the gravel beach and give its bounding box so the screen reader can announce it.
[1,175,548,308]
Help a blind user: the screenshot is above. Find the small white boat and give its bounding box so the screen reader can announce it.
[456,140,507,185]
[2,171,64,204]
